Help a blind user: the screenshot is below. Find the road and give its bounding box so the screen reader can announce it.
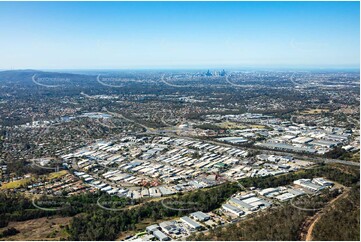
[163,131,360,167]
[102,109,359,168]
[103,108,153,132]
[302,188,351,241]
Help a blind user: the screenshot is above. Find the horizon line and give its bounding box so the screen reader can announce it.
[1,66,360,72]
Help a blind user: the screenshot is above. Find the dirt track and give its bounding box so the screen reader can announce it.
[302,188,350,241]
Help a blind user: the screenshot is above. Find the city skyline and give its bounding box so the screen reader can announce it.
[0,2,359,241]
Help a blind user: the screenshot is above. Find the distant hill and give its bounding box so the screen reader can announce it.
[0,70,95,85]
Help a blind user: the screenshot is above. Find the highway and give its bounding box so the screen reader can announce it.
[106,109,359,168]
[157,130,359,167]
[159,130,360,167]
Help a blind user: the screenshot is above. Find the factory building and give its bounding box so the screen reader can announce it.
[294,179,325,192]
[229,197,258,211]
[190,211,211,222]
[180,216,203,230]
[222,204,245,216]
[153,230,170,241]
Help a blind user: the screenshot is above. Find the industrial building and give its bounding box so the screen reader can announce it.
[190,211,211,222]
[312,177,334,187]
[217,137,248,144]
[222,203,245,216]
[180,216,203,230]
[294,179,325,192]
[229,197,258,211]
[153,230,170,241]
[146,224,160,234]
[256,142,317,154]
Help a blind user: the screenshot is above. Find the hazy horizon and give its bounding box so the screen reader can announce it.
[1,66,360,73]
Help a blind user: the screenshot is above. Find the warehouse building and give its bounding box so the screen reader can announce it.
[256,142,317,154]
[275,192,296,202]
[190,211,210,222]
[222,203,245,216]
[153,230,170,241]
[180,216,202,230]
[310,140,339,148]
[312,178,334,187]
[292,137,313,144]
[217,137,248,144]
[258,187,280,197]
[159,221,181,235]
[294,179,325,192]
[146,224,160,234]
[229,197,258,211]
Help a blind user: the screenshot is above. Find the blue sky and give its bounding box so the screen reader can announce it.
[0,1,359,69]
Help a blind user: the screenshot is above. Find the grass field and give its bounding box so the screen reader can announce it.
[218,122,247,129]
[249,124,267,129]
[1,170,68,190]
[0,178,33,190]
[300,108,329,115]
[46,170,68,180]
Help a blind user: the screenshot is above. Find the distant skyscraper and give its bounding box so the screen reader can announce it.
[205,70,212,76]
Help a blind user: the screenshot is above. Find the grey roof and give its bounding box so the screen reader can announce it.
[146,224,160,232]
[229,197,254,210]
[190,211,210,221]
[326,134,349,140]
[153,230,170,241]
[300,181,323,190]
[258,142,316,153]
[222,203,244,214]
[287,188,305,196]
[180,216,202,229]
[310,140,338,146]
[159,186,175,195]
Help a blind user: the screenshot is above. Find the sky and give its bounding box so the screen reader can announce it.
[0,1,359,70]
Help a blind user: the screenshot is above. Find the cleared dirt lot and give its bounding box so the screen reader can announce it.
[0,216,72,241]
